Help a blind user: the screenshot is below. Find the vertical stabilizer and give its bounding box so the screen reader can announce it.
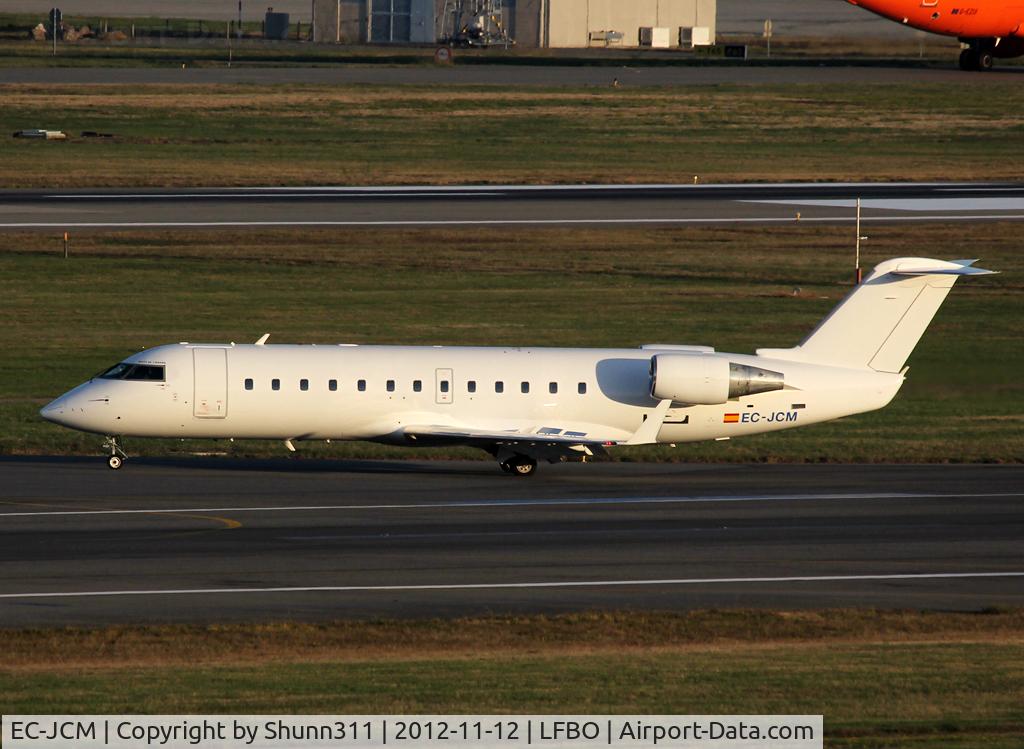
[756,258,995,372]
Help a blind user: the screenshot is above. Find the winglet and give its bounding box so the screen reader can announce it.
[625,399,673,445]
[255,333,270,345]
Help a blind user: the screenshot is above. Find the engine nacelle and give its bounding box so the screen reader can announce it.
[650,354,784,405]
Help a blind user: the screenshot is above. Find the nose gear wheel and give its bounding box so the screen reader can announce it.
[103,436,127,469]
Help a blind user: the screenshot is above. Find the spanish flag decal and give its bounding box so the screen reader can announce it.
[723,413,739,423]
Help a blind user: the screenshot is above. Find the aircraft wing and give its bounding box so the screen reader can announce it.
[401,424,618,459]
[401,400,673,461]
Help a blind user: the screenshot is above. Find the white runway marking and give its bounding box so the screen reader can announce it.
[0,491,1018,517]
[4,214,1024,229]
[937,187,1024,193]
[1,571,1021,600]
[243,182,967,191]
[38,181,996,194]
[45,192,503,199]
[746,197,1024,211]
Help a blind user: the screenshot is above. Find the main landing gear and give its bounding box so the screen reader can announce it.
[103,436,127,470]
[959,45,994,71]
[499,455,537,477]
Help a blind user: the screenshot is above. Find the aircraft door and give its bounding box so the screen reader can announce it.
[435,368,453,405]
[193,348,228,418]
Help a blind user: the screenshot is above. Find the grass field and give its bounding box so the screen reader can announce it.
[3,81,1024,188]
[1,222,1020,462]
[2,610,1023,747]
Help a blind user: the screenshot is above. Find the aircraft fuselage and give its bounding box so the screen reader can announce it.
[42,343,901,445]
[847,0,1024,67]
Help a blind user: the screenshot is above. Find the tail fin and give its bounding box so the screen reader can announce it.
[757,257,996,372]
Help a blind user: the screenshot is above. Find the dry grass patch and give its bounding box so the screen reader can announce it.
[2,609,1023,672]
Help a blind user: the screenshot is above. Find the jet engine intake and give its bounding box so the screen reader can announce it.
[650,354,784,405]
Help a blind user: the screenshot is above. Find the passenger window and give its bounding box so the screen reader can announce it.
[244,378,253,390]
[358,379,366,392]
[521,382,530,394]
[440,380,450,393]
[413,380,422,392]
[578,382,587,395]
[300,378,309,391]
[387,380,395,392]
[467,380,476,393]
[549,382,557,394]
[495,381,504,393]
[329,379,338,391]
[271,378,280,391]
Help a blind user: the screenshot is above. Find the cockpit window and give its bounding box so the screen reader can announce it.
[97,362,132,379]
[98,362,165,382]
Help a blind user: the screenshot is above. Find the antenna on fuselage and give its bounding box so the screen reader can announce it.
[255,333,270,345]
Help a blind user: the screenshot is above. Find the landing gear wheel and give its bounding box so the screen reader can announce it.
[499,461,514,474]
[103,435,127,469]
[509,456,537,477]
[960,47,994,71]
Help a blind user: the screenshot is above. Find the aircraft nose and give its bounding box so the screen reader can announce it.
[40,382,115,433]
[40,387,103,428]
[40,395,71,425]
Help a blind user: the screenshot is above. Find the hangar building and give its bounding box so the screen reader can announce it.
[312,0,716,48]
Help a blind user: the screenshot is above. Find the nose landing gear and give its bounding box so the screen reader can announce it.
[103,436,127,470]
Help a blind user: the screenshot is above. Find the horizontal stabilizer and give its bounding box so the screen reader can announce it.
[891,259,997,276]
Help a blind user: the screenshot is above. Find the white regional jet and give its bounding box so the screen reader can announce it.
[41,257,994,476]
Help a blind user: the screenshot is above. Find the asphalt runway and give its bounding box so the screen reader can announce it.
[2,64,1019,86]
[2,182,1023,231]
[0,458,1021,626]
